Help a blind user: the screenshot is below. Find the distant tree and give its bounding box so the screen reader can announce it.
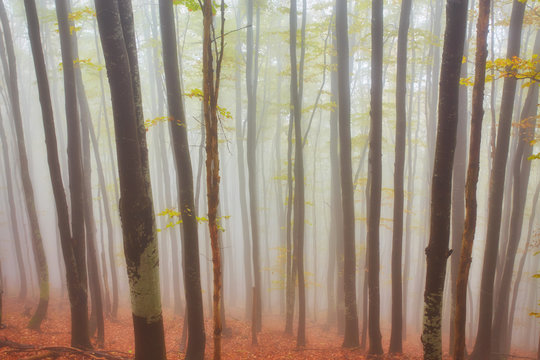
[95,0,166,358]
[289,0,307,346]
[0,0,50,332]
[390,0,412,354]
[246,0,262,335]
[335,0,359,348]
[421,0,468,358]
[159,0,206,358]
[470,1,527,357]
[453,0,490,358]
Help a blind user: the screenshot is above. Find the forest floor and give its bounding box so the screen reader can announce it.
[0,296,533,359]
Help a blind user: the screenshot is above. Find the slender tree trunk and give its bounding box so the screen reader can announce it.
[234,9,253,321]
[389,0,411,353]
[492,33,539,354]
[289,0,306,345]
[159,0,207,358]
[421,0,468,358]
[366,0,384,354]
[470,1,526,357]
[453,1,490,358]
[95,1,166,358]
[246,0,262,334]
[24,0,88,346]
[336,0,359,348]
[0,0,49,331]
[0,116,27,302]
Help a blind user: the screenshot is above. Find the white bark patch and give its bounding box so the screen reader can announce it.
[128,241,162,322]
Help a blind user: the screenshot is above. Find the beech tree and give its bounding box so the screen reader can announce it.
[95,0,166,358]
[159,0,206,358]
[421,0,468,358]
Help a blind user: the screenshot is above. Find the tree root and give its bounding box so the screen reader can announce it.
[0,337,133,360]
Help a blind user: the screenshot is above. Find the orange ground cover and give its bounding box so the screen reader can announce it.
[0,296,473,359]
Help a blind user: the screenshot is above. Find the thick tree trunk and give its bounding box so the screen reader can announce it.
[389,0,411,353]
[421,1,468,358]
[0,0,49,331]
[95,1,166,358]
[336,0,359,348]
[453,1,490,358]
[470,1,526,357]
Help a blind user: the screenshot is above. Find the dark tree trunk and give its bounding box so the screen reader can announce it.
[290,0,306,346]
[0,0,49,331]
[23,0,90,347]
[55,0,92,346]
[159,1,206,358]
[421,0,468,358]
[470,1,526,357]
[389,0,411,354]
[336,0,359,348]
[95,1,166,358]
[366,0,384,355]
[453,1,490,358]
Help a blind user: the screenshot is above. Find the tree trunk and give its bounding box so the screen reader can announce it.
[95,1,166,358]
[366,0,384,354]
[336,0,359,348]
[453,1,490,358]
[470,1,526,357]
[0,115,26,302]
[290,0,306,346]
[389,0,411,353]
[421,0,468,358]
[0,0,49,331]
[492,32,539,354]
[158,2,206,358]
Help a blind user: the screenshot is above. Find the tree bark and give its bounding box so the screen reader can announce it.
[421,0,468,358]
[452,1,490,358]
[95,1,166,358]
[336,0,359,348]
[389,0,411,353]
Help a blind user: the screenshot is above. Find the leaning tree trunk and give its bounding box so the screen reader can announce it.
[95,1,166,358]
[23,0,91,347]
[453,0,490,358]
[0,0,49,331]
[389,0,411,354]
[421,0,468,358]
[470,1,526,358]
[335,0,359,348]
